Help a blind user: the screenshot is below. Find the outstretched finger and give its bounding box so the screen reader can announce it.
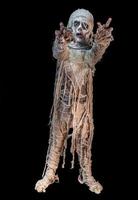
[109,27,113,32]
[105,17,112,28]
[97,22,102,29]
[59,22,65,32]
[55,30,60,37]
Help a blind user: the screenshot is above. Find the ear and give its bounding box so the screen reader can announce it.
[89,32,94,46]
[89,33,92,39]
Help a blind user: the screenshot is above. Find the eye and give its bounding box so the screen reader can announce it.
[82,22,89,30]
[74,20,80,27]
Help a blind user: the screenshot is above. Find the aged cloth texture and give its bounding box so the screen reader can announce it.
[35,8,113,194]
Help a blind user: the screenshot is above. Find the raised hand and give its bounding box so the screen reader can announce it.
[55,22,73,43]
[94,18,114,46]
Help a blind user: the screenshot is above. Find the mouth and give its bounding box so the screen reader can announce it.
[76,32,83,38]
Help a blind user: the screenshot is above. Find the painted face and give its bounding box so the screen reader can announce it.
[72,16,93,44]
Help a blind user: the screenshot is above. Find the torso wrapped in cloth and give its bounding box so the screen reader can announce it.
[35,8,113,194]
[49,46,95,169]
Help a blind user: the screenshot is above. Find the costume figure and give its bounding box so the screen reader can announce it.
[35,8,113,194]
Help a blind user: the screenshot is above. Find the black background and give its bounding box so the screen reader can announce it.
[1,0,135,199]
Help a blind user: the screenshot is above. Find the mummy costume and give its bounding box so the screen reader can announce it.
[35,8,113,194]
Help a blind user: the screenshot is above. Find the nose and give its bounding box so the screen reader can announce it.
[77,25,82,32]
